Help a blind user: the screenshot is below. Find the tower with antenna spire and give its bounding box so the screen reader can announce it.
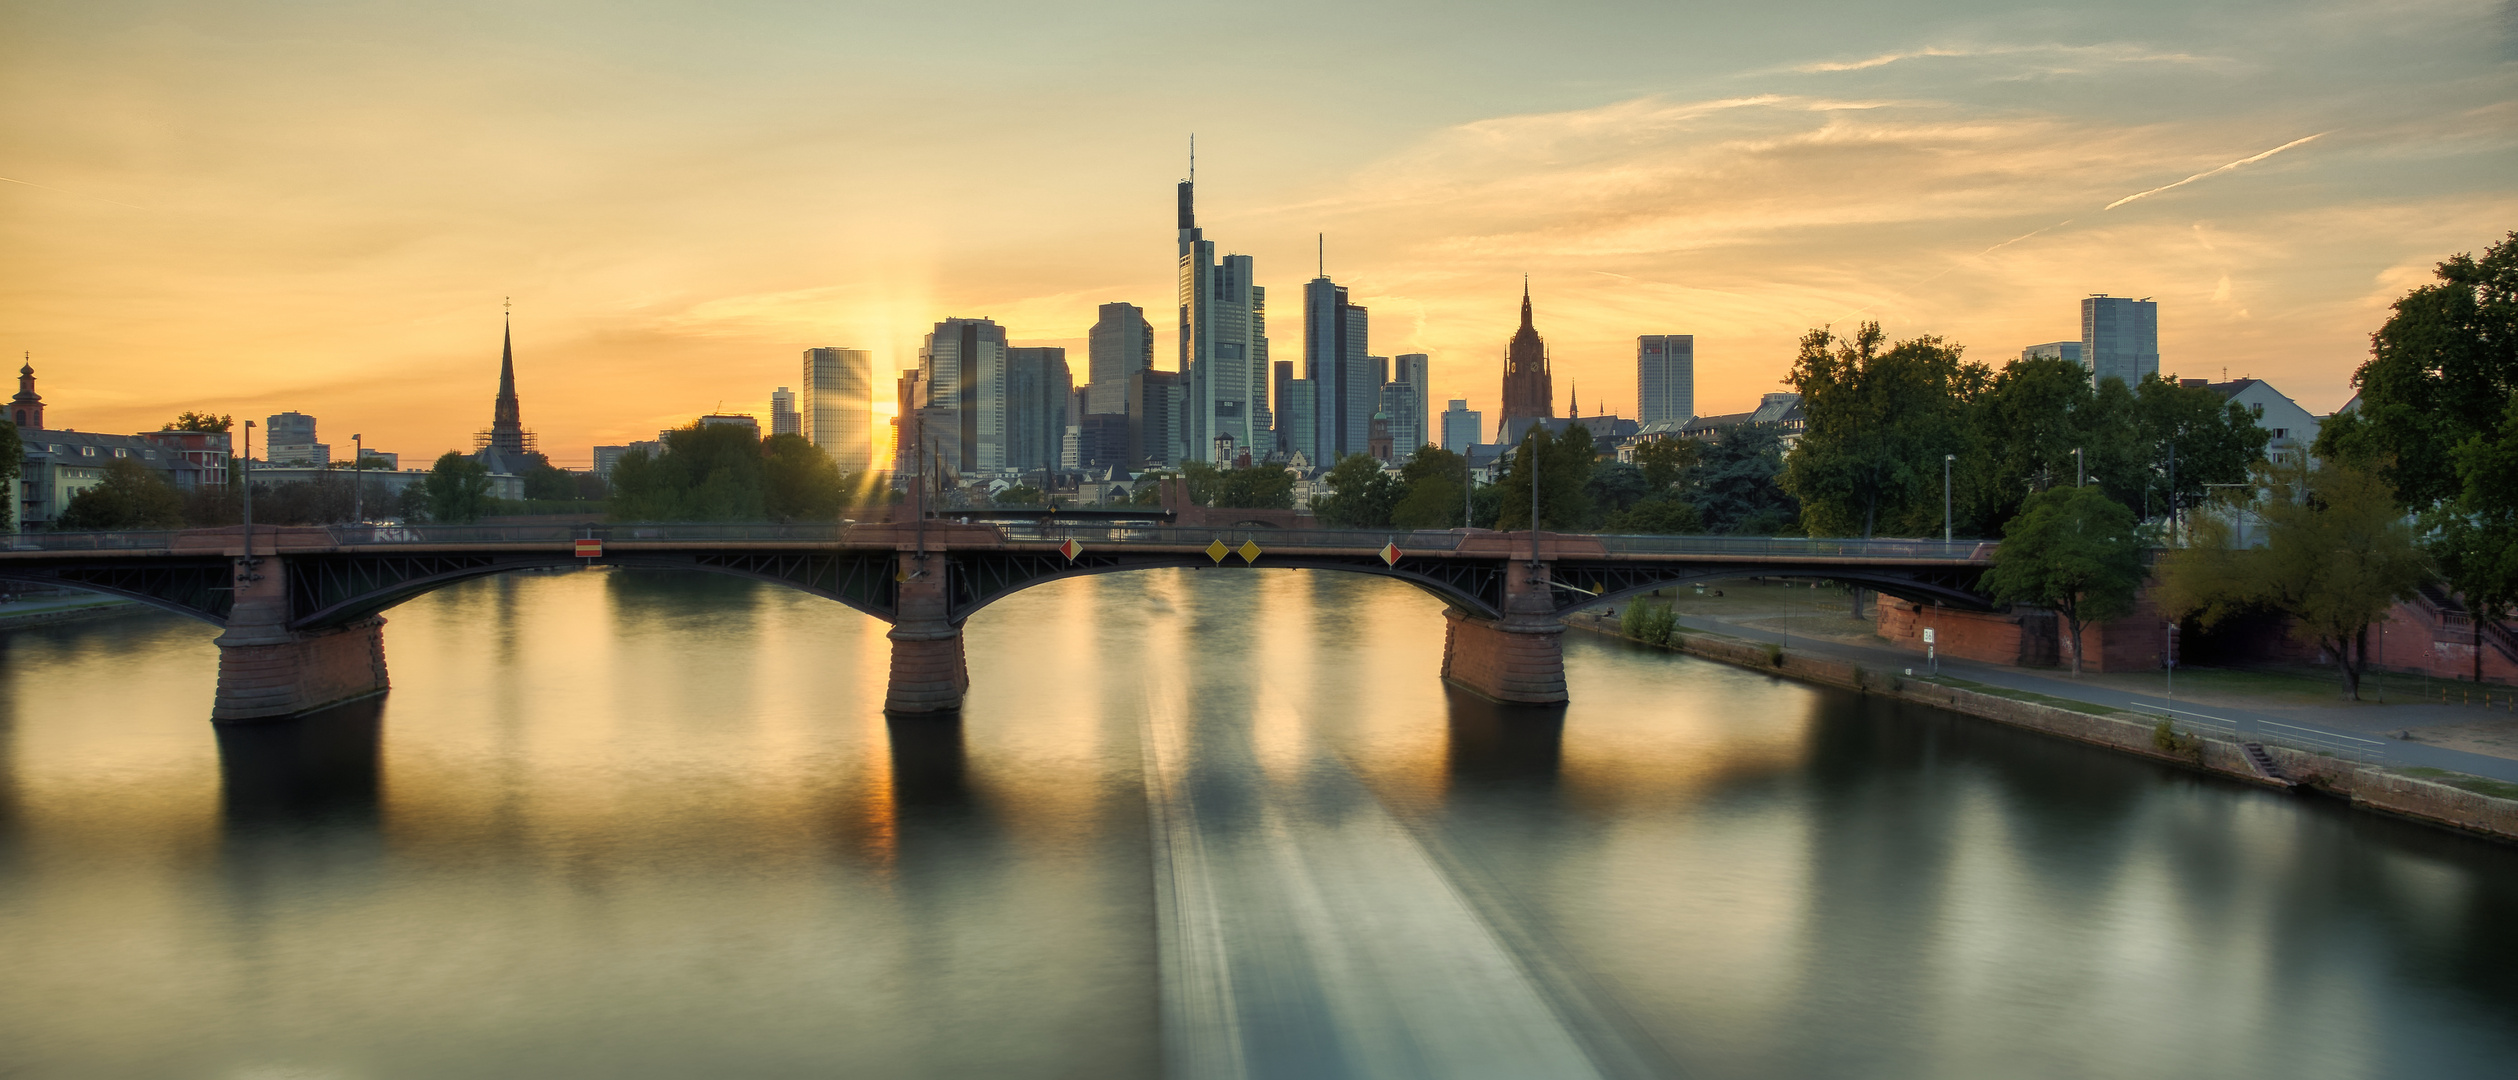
[1175,138,1268,467]
[1499,278,1554,430]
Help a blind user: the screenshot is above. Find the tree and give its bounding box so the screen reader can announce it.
[2157,457,2431,699]
[761,433,846,520]
[165,411,232,433]
[2432,391,2518,679]
[2316,231,2518,507]
[520,462,582,502]
[1604,497,1700,534]
[0,420,18,532]
[1584,461,1651,525]
[1686,423,1798,534]
[608,423,768,521]
[57,458,187,530]
[1982,485,2146,676]
[995,484,1047,507]
[1492,424,1594,530]
[1313,454,1403,528]
[1631,436,1700,495]
[1389,446,1468,529]
[424,452,494,524]
[2133,374,2270,529]
[1213,466,1294,510]
[1783,323,1982,537]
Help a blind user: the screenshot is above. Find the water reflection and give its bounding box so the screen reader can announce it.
[215,698,384,832]
[1441,687,1565,790]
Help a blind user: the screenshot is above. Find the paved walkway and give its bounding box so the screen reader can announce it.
[0,592,137,627]
[1657,611,2518,787]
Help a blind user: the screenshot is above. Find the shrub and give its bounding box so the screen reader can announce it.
[1764,642,1785,667]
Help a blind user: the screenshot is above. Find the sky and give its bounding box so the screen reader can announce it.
[4,0,2514,466]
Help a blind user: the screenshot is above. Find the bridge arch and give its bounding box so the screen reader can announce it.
[283,550,902,630]
[0,559,236,626]
[1555,566,1999,616]
[942,551,1508,625]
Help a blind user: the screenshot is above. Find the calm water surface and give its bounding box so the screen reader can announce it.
[3,568,2515,1078]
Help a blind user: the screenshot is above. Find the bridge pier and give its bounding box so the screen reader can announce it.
[213,555,391,723]
[885,556,966,714]
[1440,559,1568,704]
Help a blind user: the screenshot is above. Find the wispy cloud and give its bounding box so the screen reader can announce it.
[1791,43,2220,75]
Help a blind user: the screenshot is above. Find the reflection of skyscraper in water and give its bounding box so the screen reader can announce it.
[2080,295,2158,388]
[803,348,873,471]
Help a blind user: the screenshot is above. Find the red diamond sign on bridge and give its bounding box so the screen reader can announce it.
[1058,538,1083,562]
[1379,542,1401,567]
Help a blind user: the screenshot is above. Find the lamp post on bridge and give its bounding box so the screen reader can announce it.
[351,432,363,524]
[1943,453,1955,545]
[2073,446,2084,487]
[241,419,255,551]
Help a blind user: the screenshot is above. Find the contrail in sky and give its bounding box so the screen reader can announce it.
[1973,132,2330,257]
[2102,132,2329,210]
[0,174,147,210]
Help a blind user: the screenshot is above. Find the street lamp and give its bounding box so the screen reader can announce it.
[1943,453,1955,545]
[351,432,363,524]
[241,419,255,546]
[2072,446,2084,487]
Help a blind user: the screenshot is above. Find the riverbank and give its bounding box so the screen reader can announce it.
[0,594,139,630]
[1565,610,2518,845]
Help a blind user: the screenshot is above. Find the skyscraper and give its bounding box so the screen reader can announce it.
[1440,399,1482,452]
[1500,281,1553,429]
[802,347,875,472]
[1127,368,1185,468]
[1303,274,1371,467]
[770,387,800,437]
[1385,353,1430,460]
[1637,335,1695,425]
[2019,341,2083,364]
[1176,170,1268,467]
[917,319,1009,474]
[1270,360,1295,456]
[2080,296,2159,387]
[1087,303,1153,416]
[1006,346,1073,474]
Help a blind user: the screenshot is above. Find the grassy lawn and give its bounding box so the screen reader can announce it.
[2394,766,2518,801]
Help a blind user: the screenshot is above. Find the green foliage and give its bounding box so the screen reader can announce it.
[1313,454,1403,528]
[1388,446,1469,529]
[1983,484,2146,675]
[1685,424,1797,534]
[761,433,849,520]
[2433,392,2518,638]
[1604,496,1701,534]
[0,420,18,531]
[1128,473,1172,506]
[1492,424,1595,530]
[995,484,1047,507]
[1782,323,1981,537]
[1585,461,1650,523]
[1214,466,1294,510]
[424,452,494,524]
[165,411,232,433]
[57,458,185,530]
[1632,437,1699,494]
[1764,641,1785,667]
[1620,600,1649,638]
[520,462,582,502]
[2157,457,2431,699]
[1616,600,1678,646]
[2150,719,2201,758]
[2316,232,2518,508]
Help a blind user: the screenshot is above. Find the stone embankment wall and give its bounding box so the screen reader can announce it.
[1569,613,2518,844]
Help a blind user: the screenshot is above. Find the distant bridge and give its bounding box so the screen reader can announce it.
[0,522,1996,720]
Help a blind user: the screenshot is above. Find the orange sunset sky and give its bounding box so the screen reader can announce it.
[5,1,2514,466]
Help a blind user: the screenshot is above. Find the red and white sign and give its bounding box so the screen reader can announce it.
[1058,538,1083,562]
[1379,542,1401,567]
[574,538,603,558]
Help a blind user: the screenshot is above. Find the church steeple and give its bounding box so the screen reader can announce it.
[480,302,533,459]
[1500,277,1554,423]
[11,353,43,430]
[1519,275,1533,332]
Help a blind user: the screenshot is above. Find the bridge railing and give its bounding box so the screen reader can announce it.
[4,530,189,552]
[6,523,1992,561]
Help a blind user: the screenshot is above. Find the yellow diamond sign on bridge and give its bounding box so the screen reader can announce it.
[1379,542,1401,567]
[1058,537,1083,562]
[1237,540,1262,564]
[1205,539,1230,563]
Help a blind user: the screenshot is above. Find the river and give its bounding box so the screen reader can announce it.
[3,567,2515,1078]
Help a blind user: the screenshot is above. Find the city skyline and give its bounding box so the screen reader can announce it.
[5,2,2512,462]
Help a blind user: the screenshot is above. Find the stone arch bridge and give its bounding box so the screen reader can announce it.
[0,522,1996,721]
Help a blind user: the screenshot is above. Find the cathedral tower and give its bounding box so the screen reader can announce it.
[1499,279,1553,427]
